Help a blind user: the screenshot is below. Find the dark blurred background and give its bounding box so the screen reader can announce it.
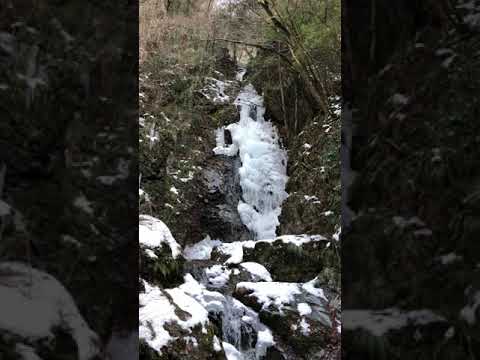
[0,1,138,357]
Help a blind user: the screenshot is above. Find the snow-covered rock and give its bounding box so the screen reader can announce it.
[0,262,99,360]
[139,215,181,258]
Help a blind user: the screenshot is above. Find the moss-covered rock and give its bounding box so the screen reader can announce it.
[243,239,337,284]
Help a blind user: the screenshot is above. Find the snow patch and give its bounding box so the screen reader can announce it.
[297,303,313,316]
[240,262,273,282]
[236,282,301,312]
[139,215,181,258]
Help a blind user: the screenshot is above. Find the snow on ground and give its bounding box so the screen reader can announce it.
[0,262,99,360]
[235,278,331,324]
[213,84,288,240]
[139,215,181,258]
[342,308,447,336]
[240,262,272,282]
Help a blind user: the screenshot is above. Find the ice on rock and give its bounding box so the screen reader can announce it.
[236,68,247,82]
[176,274,228,314]
[0,199,11,216]
[213,84,288,240]
[223,342,243,360]
[183,235,222,260]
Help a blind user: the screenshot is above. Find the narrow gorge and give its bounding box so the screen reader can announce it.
[139,66,340,360]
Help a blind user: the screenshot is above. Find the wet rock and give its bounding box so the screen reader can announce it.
[192,157,251,244]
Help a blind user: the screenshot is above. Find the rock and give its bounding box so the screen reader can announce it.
[0,262,100,360]
[343,308,453,360]
[139,216,185,288]
[139,280,227,360]
[243,238,336,283]
[263,347,286,359]
[233,280,339,359]
[190,157,251,244]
